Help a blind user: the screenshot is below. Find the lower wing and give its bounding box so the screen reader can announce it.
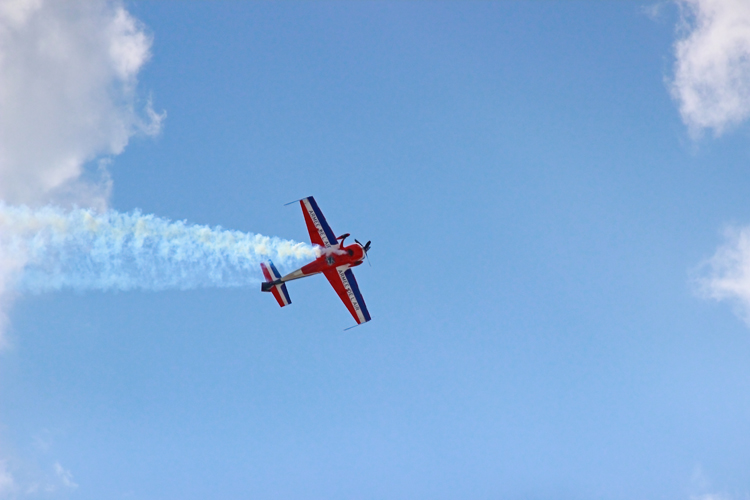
[323,267,371,325]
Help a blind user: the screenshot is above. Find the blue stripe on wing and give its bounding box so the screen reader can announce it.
[344,269,371,322]
[306,197,338,246]
[279,283,292,305]
[268,261,283,280]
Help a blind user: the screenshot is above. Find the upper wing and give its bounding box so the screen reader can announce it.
[323,267,371,325]
[300,196,337,248]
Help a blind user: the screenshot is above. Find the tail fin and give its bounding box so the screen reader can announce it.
[260,261,292,307]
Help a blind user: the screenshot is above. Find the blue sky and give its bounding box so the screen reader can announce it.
[2,1,750,499]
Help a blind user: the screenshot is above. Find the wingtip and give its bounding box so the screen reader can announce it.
[344,319,371,331]
[284,196,311,206]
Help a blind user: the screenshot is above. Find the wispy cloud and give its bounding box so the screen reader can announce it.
[695,225,750,324]
[0,461,15,498]
[670,0,750,136]
[688,466,749,500]
[52,463,76,490]
[0,457,80,499]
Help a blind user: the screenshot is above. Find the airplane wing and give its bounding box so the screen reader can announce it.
[324,267,371,325]
[300,196,337,248]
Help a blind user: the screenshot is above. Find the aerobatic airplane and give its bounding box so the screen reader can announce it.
[260,196,371,326]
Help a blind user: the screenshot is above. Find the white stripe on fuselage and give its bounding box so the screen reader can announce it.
[337,267,365,323]
[280,268,306,282]
[303,198,332,248]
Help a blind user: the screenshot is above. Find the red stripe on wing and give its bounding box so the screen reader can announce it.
[260,262,273,282]
[270,286,286,307]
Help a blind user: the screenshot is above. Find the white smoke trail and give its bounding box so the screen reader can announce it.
[0,205,318,293]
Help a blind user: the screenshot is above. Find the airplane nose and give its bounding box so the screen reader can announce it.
[355,239,372,267]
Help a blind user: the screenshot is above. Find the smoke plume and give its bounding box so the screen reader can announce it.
[0,205,317,294]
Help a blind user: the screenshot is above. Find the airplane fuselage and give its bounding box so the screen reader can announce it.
[276,242,366,285]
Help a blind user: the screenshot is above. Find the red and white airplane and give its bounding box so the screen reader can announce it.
[260,196,371,326]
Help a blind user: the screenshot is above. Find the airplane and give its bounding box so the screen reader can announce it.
[260,196,372,326]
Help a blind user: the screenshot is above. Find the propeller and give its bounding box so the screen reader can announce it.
[355,239,372,266]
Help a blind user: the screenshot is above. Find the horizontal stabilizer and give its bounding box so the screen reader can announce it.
[261,280,281,292]
[260,261,292,307]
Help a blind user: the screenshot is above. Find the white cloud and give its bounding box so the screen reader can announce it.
[696,225,750,324]
[0,0,163,208]
[671,0,750,136]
